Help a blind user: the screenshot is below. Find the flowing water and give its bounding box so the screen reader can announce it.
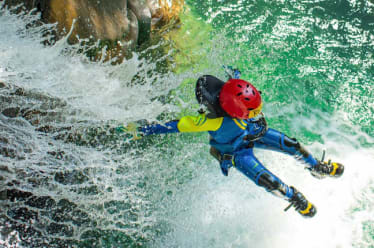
[1,1,374,247]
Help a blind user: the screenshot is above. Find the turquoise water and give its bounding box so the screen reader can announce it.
[1,1,374,247]
[189,0,374,140]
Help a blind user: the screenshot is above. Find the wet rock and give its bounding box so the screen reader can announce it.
[51,199,78,221]
[21,109,46,124]
[0,136,9,145]
[128,8,139,49]
[0,146,18,159]
[148,0,184,28]
[0,81,6,88]
[5,189,33,202]
[2,107,20,118]
[36,125,54,133]
[25,196,56,209]
[128,0,151,45]
[54,170,89,185]
[12,87,25,96]
[0,189,6,200]
[0,165,11,173]
[47,222,74,237]
[1,213,71,247]
[48,0,132,42]
[7,207,38,222]
[70,209,91,226]
[2,0,184,60]
[47,150,65,159]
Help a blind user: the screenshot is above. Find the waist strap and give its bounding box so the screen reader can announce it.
[209,147,234,162]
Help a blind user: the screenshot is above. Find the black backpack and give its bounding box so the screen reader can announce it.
[195,75,230,118]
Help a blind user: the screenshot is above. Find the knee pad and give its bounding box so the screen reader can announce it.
[283,136,300,149]
[283,136,310,158]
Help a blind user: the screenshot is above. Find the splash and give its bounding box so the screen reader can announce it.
[0,4,195,247]
[1,1,374,248]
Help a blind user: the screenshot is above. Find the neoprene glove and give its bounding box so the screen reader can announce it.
[115,122,143,140]
[220,159,233,176]
[223,65,241,79]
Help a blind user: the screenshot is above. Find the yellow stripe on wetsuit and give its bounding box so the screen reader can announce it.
[177,114,223,132]
[233,119,247,130]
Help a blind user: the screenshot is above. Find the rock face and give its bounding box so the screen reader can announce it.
[3,0,184,60]
[48,0,137,44]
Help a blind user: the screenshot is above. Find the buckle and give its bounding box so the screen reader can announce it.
[222,154,233,161]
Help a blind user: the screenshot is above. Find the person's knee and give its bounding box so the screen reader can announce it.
[283,135,300,149]
[283,135,311,158]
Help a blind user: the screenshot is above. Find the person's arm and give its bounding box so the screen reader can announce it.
[139,114,224,136]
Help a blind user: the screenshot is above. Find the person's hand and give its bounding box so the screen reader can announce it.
[116,122,143,140]
[220,159,233,176]
[223,65,241,79]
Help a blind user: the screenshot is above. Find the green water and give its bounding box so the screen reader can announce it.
[159,0,374,246]
[186,0,374,141]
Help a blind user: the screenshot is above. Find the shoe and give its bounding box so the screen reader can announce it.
[284,187,317,218]
[309,150,344,179]
[310,160,344,179]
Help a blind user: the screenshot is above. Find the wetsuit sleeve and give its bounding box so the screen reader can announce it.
[139,114,223,135]
[177,115,223,132]
[139,121,180,135]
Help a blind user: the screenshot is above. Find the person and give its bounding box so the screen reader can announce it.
[117,69,344,218]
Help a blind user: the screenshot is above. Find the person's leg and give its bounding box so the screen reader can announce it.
[254,128,318,167]
[233,148,316,217]
[254,128,344,178]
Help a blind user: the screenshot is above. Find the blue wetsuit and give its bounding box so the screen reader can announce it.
[139,114,319,200]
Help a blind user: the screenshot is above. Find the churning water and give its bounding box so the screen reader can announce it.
[1,1,374,247]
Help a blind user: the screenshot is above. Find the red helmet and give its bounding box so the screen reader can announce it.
[219,79,262,119]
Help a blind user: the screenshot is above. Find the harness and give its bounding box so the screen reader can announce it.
[195,74,268,173]
[210,146,235,163]
[244,113,268,141]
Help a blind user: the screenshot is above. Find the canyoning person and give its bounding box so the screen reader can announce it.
[116,68,344,218]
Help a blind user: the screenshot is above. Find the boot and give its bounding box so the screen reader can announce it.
[310,160,344,179]
[285,187,317,218]
[309,150,344,179]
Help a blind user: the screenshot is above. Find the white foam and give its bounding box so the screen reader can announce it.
[1,4,374,248]
[155,141,374,248]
